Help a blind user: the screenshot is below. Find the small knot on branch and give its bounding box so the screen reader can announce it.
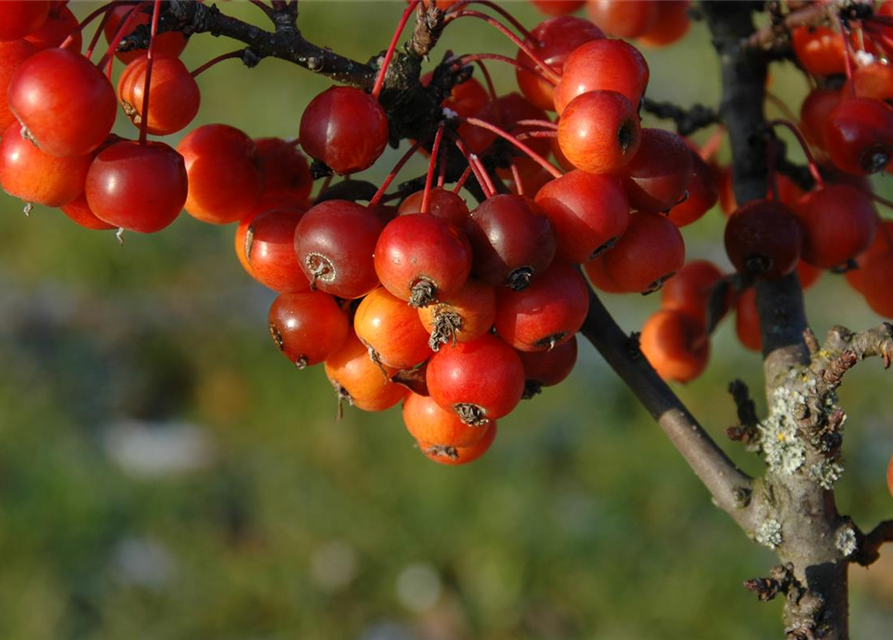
[821,350,858,388]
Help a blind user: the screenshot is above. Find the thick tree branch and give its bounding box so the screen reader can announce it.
[580,287,755,532]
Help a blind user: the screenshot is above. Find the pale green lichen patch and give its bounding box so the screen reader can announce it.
[835,525,857,557]
[759,384,807,475]
[756,519,783,549]
[808,460,844,490]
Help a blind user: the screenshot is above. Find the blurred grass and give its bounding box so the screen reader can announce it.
[0,2,892,639]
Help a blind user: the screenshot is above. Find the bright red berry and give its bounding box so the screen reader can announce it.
[268,291,349,368]
[557,90,641,174]
[603,212,685,293]
[553,39,649,114]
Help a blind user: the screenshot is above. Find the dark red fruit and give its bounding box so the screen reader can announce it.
[8,48,116,157]
[824,98,893,175]
[862,251,893,318]
[794,184,877,269]
[427,334,525,425]
[622,128,693,214]
[724,199,803,280]
[354,287,433,370]
[585,0,657,39]
[667,148,718,227]
[557,90,641,174]
[800,87,841,152]
[85,140,188,234]
[299,86,389,175]
[494,261,589,352]
[0,121,89,207]
[0,39,36,131]
[24,4,79,51]
[268,291,349,368]
[60,193,115,231]
[235,205,309,293]
[534,170,629,263]
[518,335,577,396]
[103,4,188,63]
[516,16,604,112]
[531,0,585,16]
[603,212,685,293]
[118,54,200,136]
[294,200,384,299]
[403,392,490,449]
[792,25,845,77]
[660,260,727,324]
[0,1,50,41]
[640,309,709,383]
[553,38,649,113]
[398,188,469,227]
[735,287,762,352]
[179,124,263,224]
[254,137,312,205]
[466,194,558,290]
[638,1,691,47]
[582,254,624,293]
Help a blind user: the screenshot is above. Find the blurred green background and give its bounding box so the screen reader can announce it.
[1,2,892,639]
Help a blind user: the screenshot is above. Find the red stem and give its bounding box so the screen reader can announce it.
[62,1,133,50]
[455,53,557,86]
[452,166,474,194]
[765,119,824,186]
[98,2,150,76]
[138,0,162,146]
[369,141,424,207]
[448,0,534,40]
[509,161,524,197]
[190,50,244,77]
[436,142,448,188]
[421,123,446,214]
[447,10,561,83]
[453,135,496,198]
[84,7,115,60]
[371,0,421,100]
[515,130,559,140]
[462,116,563,179]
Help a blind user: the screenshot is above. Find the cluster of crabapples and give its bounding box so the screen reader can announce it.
[1,1,893,467]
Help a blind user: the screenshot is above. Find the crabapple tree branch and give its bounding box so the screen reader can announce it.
[580,288,756,533]
[851,520,893,567]
[641,98,722,137]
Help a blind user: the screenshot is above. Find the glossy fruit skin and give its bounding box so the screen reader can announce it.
[398,188,469,227]
[268,291,349,368]
[518,334,577,388]
[24,4,80,51]
[8,48,117,157]
[495,261,589,352]
[582,254,624,293]
[418,278,497,350]
[531,0,585,16]
[403,392,490,449]
[861,251,893,318]
[791,26,845,77]
[516,16,604,111]
[294,200,384,299]
[846,220,893,293]
[586,0,657,39]
[800,87,840,153]
[427,334,525,424]
[668,149,718,227]
[637,1,690,47]
[640,309,709,383]
[235,205,310,293]
[622,128,693,214]
[103,4,188,63]
[374,213,472,306]
[253,137,312,204]
[534,170,629,263]
[660,260,726,324]
[178,124,263,224]
[299,86,389,175]
[0,39,36,130]
[558,90,641,174]
[0,122,89,206]
[735,287,762,352]
[794,184,877,269]
[354,287,432,370]
[419,422,498,466]
[724,199,803,280]
[118,54,200,136]
[60,192,115,231]
[85,140,188,234]
[604,212,685,293]
[325,331,407,412]
[466,194,557,290]
[553,39,649,114]
[824,98,893,175]
[0,1,50,41]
